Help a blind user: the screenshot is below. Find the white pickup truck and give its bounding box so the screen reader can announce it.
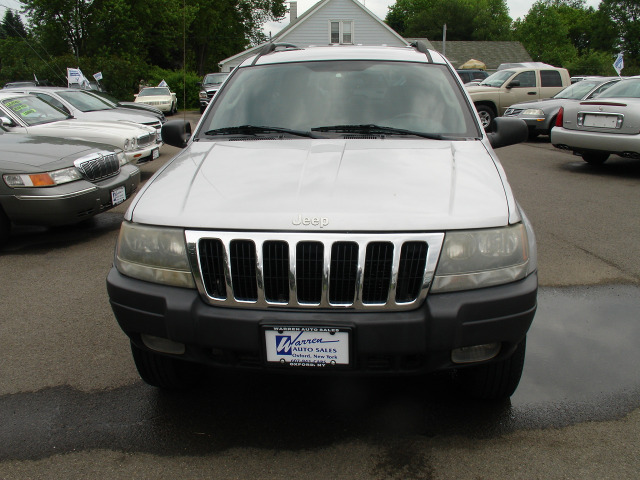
[467,62,571,128]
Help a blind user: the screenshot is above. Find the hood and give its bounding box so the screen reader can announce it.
[466,85,501,94]
[26,119,153,136]
[0,133,113,171]
[75,108,161,125]
[130,139,511,232]
[509,98,569,110]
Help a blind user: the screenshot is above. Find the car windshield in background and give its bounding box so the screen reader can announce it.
[202,61,479,138]
[554,80,608,99]
[595,78,640,98]
[203,74,228,84]
[57,90,111,112]
[478,70,516,87]
[139,87,171,97]
[1,96,70,125]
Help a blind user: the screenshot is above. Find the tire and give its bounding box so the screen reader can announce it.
[453,337,527,401]
[0,207,10,247]
[582,152,609,165]
[130,341,204,390]
[476,105,495,129]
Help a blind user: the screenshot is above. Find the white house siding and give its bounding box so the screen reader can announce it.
[283,0,406,47]
[219,0,407,72]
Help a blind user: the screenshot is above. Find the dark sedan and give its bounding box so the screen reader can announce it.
[0,130,140,245]
[503,77,621,138]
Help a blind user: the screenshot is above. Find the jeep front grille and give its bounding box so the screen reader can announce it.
[186,231,444,311]
[74,152,120,182]
[137,133,156,148]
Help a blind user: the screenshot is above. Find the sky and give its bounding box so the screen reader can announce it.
[262,0,602,37]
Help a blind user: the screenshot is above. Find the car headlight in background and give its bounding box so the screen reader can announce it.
[521,108,545,117]
[199,91,207,99]
[3,166,82,187]
[431,223,530,293]
[115,222,195,288]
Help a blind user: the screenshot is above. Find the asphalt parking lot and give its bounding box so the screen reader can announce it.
[1,114,640,479]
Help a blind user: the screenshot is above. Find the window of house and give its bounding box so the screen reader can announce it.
[330,21,353,44]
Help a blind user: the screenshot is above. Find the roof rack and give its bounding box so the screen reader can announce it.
[409,41,433,63]
[251,43,301,66]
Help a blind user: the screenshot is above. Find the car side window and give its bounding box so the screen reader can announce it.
[33,93,70,114]
[588,81,617,98]
[513,71,536,88]
[540,70,562,87]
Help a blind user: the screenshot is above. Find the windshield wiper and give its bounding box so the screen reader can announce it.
[204,125,324,139]
[311,124,445,140]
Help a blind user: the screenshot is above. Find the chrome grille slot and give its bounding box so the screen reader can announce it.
[74,153,120,182]
[187,231,445,311]
[137,133,155,147]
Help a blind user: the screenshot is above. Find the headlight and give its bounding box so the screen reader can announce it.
[123,139,130,151]
[199,91,207,99]
[431,224,530,293]
[3,166,82,188]
[117,152,127,166]
[521,108,545,117]
[115,222,195,288]
[131,137,138,149]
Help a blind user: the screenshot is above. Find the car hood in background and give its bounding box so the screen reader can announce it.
[130,139,513,232]
[75,108,162,125]
[0,133,114,171]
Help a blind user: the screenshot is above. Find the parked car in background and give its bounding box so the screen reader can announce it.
[503,76,621,138]
[552,76,640,164]
[0,92,161,164]
[108,42,536,401]
[467,63,571,128]
[85,90,165,118]
[0,130,140,246]
[3,81,37,89]
[4,86,164,141]
[134,87,177,115]
[198,73,229,113]
[456,69,489,85]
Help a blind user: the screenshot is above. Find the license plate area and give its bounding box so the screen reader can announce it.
[111,185,126,206]
[152,147,160,160]
[264,326,350,368]
[581,113,621,128]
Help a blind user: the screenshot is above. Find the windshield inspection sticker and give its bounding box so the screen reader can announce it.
[264,327,349,367]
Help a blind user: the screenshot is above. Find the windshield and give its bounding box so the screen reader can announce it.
[479,70,515,87]
[203,73,228,85]
[202,61,479,138]
[139,87,171,96]
[57,90,112,112]
[1,95,70,125]
[554,80,606,99]
[596,78,640,99]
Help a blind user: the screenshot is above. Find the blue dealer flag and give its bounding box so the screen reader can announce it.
[613,53,624,75]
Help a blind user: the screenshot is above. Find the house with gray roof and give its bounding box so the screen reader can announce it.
[423,40,533,71]
[218,0,409,72]
[218,1,532,73]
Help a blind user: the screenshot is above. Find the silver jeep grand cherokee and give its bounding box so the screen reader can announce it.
[107,42,537,400]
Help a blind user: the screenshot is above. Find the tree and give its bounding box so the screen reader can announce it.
[385,0,512,40]
[1,10,28,39]
[599,0,640,60]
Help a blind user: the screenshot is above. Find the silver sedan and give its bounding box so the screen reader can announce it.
[551,76,640,164]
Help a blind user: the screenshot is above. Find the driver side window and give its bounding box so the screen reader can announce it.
[513,71,536,88]
[34,93,70,114]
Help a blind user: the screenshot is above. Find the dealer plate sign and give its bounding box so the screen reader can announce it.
[264,326,349,367]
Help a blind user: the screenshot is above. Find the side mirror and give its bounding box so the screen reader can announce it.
[0,116,15,127]
[161,119,191,148]
[486,117,528,149]
[506,80,521,89]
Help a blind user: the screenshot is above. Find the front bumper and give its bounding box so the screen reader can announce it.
[124,143,161,164]
[107,268,538,374]
[1,165,140,226]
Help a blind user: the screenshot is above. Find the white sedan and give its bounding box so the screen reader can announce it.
[134,87,177,115]
[0,92,161,164]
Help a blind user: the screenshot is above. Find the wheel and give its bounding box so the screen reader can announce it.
[582,152,609,165]
[130,341,204,389]
[453,337,526,400]
[0,207,10,247]
[475,105,495,129]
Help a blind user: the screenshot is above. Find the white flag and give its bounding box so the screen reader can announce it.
[158,79,168,87]
[93,72,103,81]
[613,53,624,75]
[67,67,90,88]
